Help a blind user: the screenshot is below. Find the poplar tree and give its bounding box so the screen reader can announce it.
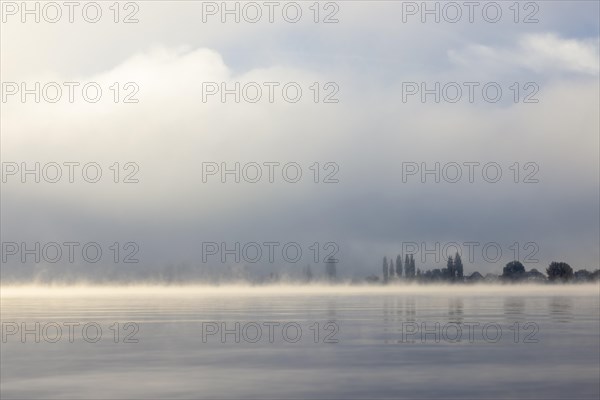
[383,257,389,283]
[454,252,463,279]
[447,256,455,281]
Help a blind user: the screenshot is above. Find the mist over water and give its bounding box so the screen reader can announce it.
[2,284,598,399]
[1,283,599,297]
[2,0,599,398]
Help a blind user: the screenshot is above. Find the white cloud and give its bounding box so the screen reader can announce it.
[2,1,599,276]
[2,44,598,273]
[448,33,600,76]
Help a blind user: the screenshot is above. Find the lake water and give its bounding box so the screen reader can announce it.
[1,285,599,399]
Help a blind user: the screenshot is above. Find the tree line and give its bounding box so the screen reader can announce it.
[371,254,600,283]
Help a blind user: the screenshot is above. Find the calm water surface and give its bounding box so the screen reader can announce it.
[1,285,599,399]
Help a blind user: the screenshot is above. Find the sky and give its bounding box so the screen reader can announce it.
[1,0,599,282]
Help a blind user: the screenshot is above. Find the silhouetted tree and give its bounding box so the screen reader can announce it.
[396,255,403,278]
[502,261,526,281]
[455,252,463,279]
[389,258,395,278]
[525,268,546,282]
[447,256,455,281]
[382,256,389,283]
[404,254,410,277]
[408,254,416,278]
[441,267,449,280]
[325,257,337,282]
[303,265,313,282]
[574,269,593,282]
[546,262,573,282]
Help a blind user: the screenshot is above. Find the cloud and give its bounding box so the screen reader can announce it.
[2,3,599,281]
[448,33,600,76]
[2,42,598,279]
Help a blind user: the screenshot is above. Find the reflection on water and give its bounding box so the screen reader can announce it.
[1,284,599,399]
[549,297,574,323]
[504,297,526,317]
[447,298,464,323]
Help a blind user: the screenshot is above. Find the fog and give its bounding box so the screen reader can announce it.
[2,283,598,298]
[2,2,599,281]
[2,2,599,398]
